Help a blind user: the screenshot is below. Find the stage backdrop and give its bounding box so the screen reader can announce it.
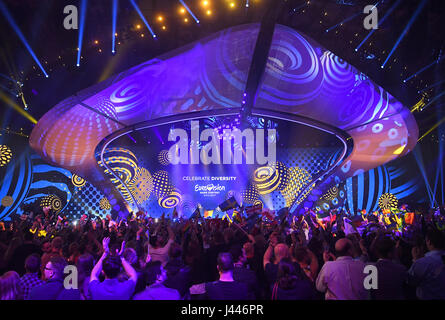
[0,129,428,221]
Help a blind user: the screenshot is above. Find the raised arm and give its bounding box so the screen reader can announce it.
[120,256,137,283]
[90,237,110,282]
[263,244,274,269]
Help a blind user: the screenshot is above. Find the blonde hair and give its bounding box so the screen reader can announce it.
[0,271,22,300]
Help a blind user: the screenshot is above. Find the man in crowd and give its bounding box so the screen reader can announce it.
[19,253,45,300]
[408,228,445,299]
[28,256,80,300]
[88,237,138,300]
[205,252,249,300]
[316,238,369,300]
[133,261,181,300]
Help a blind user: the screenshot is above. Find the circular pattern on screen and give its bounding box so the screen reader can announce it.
[99,148,138,185]
[1,196,14,207]
[152,170,173,199]
[0,145,13,167]
[40,195,62,212]
[128,167,153,204]
[378,193,398,210]
[261,25,324,106]
[158,150,172,166]
[280,167,312,207]
[323,186,339,201]
[272,162,290,190]
[253,200,263,210]
[71,174,86,188]
[158,190,182,208]
[99,197,111,210]
[253,166,280,194]
[320,51,356,96]
[242,185,260,205]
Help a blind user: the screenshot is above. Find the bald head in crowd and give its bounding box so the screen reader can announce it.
[335,238,353,257]
[274,243,289,262]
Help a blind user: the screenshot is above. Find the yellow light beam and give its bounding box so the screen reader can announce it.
[0,90,37,124]
[418,117,445,142]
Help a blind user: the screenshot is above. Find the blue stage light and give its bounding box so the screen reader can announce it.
[381,0,427,69]
[179,0,200,24]
[129,0,156,38]
[112,0,118,54]
[0,1,49,78]
[355,0,401,52]
[76,0,88,67]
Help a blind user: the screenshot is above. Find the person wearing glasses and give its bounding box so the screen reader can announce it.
[28,256,80,300]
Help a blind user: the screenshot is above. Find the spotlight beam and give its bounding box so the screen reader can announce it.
[326,1,380,33]
[112,0,118,54]
[381,0,428,69]
[76,0,88,67]
[418,116,445,142]
[418,79,445,94]
[355,0,401,52]
[0,83,16,97]
[403,56,443,83]
[0,2,49,78]
[440,154,445,204]
[0,73,15,82]
[422,91,445,111]
[179,0,200,24]
[413,146,434,205]
[129,0,157,38]
[0,90,37,124]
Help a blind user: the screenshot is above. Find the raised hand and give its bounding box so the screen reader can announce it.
[102,237,110,254]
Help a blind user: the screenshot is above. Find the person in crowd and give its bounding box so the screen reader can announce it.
[263,241,294,289]
[148,223,175,267]
[19,253,45,300]
[164,242,191,298]
[40,236,63,275]
[0,271,23,300]
[407,227,445,299]
[316,238,369,300]
[271,258,317,300]
[230,244,259,299]
[7,230,42,276]
[133,261,181,300]
[76,253,95,300]
[205,252,249,300]
[292,246,319,282]
[88,237,137,300]
[370,236,407,300]
[28,256,80,300]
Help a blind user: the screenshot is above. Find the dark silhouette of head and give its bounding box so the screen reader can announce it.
[25,254,41,274]
[217,252,234,273]
[277,258,298,290]
[335,238,353,257]
[374,237,395,259]
[102,256,121,279]
[426,228,445,251]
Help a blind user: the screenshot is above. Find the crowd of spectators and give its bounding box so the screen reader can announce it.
[0,204,444,300]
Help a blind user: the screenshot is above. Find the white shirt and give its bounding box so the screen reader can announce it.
[148,239,174,267]
[316,256,369,300]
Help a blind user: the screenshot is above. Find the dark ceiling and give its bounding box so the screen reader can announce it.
[0,0,444,146]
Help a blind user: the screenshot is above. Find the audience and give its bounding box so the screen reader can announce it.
[19,253,45,300]
[316,238,368,300]
[133,261,180,300]
[28,256,80,300]
[205,252,249,300]
[0,203,444,300]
